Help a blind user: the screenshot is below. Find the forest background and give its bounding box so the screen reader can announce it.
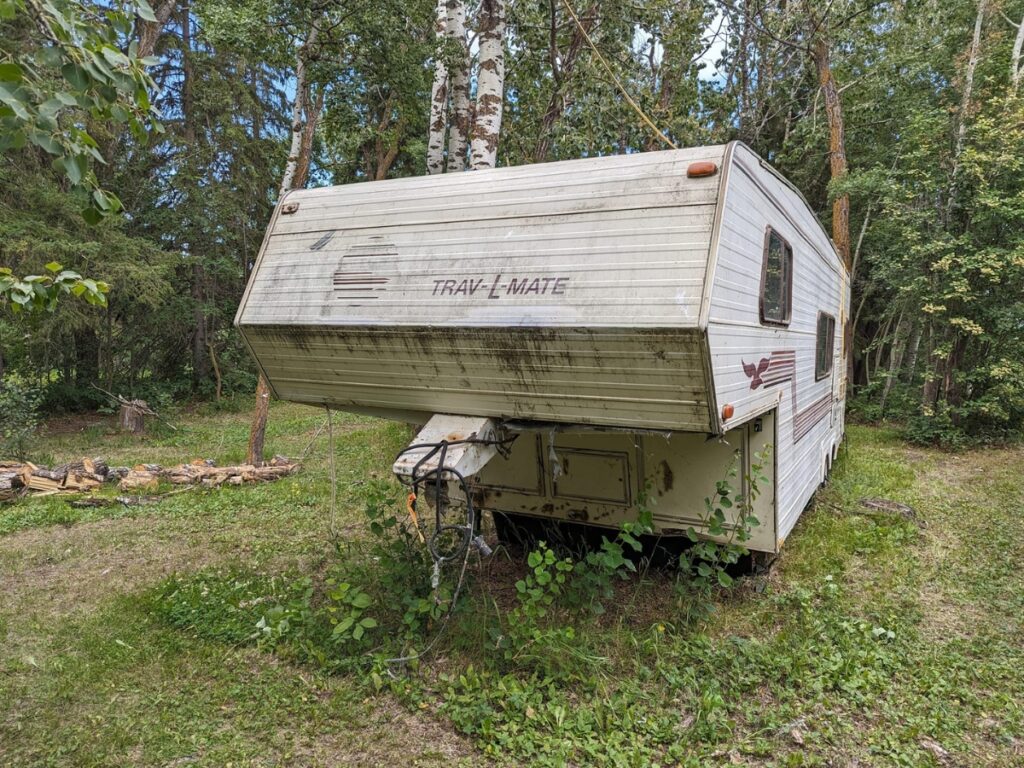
[1,0,1022,454]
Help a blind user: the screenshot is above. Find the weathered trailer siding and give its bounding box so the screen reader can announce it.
[237,147,727,431]
[243,325,712,430]
[706,143,847,545]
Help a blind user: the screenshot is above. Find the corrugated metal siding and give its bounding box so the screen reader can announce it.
[244,325,713,431]
[707,143,846,546]
[237,148,724,329]
[237,147,727,431]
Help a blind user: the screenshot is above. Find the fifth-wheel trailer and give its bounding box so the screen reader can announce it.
[236,141,849,554]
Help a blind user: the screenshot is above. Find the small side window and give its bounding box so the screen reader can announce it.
[760,228,792,325]
[816,312,836,380]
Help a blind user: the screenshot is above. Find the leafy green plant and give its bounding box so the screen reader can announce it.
[675,447,770,617]
[0,0,162,220]
[0,377,41,458]
[565,505,653,615]
[489,542,603,677]
[322,579,376,644]
[0,261,108,313]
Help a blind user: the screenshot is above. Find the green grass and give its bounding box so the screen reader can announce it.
[2,404,1022,766]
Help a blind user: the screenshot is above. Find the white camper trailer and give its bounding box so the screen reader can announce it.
[236,142,849,554]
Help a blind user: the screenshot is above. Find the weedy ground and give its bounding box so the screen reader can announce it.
[1,401,1021,767]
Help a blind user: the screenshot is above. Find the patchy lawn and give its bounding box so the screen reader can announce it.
[1,402,1022,766]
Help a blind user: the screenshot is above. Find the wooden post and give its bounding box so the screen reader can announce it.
[247,375,271,466]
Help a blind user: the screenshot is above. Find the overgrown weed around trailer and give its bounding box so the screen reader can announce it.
[2,404,1022,766]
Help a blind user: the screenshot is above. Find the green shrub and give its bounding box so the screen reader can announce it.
[0,377,41,459]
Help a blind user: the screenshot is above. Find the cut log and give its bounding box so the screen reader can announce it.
[32,468,67,482]
[0,470,25,493]
[64,472,103,491]
[119,470,160,492]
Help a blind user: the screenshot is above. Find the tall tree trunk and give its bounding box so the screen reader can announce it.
[470,0,506,169]
[1010,13,1024,93]
[922,324,941,408]
[426,0,449,174]
[279,27,319,195]
[955,0,987,161]
[293,87,325,189]
[445,0,470,172]
[806,28,852,394]
[880,310,907,415]
[947,0,987,223]
[191,263,209,386]
[247,26,320,468]
[809,37,850,270]
[136,0,176,59]
[903,322,922,384]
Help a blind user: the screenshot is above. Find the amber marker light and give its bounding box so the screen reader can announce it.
[722,404,735,420]
[687,161,718,178]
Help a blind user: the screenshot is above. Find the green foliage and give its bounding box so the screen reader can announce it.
[0,260,108,312]
[0,376,40,458]
[151,569,296,645]
[676,448,768,618]
[253,574,377,662]
[495,542,583,675]
[0,0,162,219]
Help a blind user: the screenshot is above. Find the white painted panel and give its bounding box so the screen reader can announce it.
[707,143,847,549]
[237,147,726,330]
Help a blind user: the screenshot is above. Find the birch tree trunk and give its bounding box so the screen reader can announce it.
[427,0,449,174]
[470,0,505,169]
[247,26,320,468]
[955,0,987,163]
[880,310,907,415]
[278,26,319,196]
[1005,12,1023,94]
[445,0,471,172]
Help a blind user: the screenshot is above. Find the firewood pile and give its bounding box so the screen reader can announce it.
[119,456,298,491]
[0,458,128,500]
[0,455,298,501]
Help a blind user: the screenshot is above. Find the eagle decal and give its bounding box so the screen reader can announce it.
[742,358,771,389]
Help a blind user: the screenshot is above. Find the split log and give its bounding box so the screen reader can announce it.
[53,458,109,479]
[120,470,160,492]
[27,474,63,492]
